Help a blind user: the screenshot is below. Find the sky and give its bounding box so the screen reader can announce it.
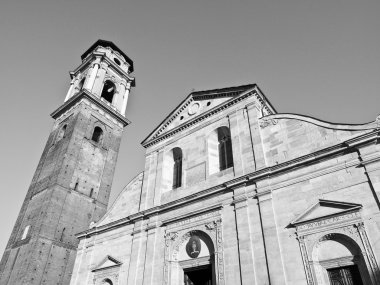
[0,0,379,255]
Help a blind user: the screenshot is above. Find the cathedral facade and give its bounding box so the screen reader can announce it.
[2,41,380,285]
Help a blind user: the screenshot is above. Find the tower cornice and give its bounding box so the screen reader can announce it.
[71,52,135,86]
[51,90,131,127]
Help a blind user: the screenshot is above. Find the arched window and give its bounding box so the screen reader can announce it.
[100,80,116,104]
[21,225,30,240]
[57,124,67,141]
[103,279,113,285]
[78,78,85,91]
[172,147,183,189]
[91,126,103,143]
[162,147,183,191]
[217,127,233,171]
[208,127,233,174]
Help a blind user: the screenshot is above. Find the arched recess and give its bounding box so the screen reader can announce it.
[162,147,183,191]
[56,124,67,142]
[101,80,116,104]
[77,77,85,91]
[91,126,104,144]
[207,126,233,175]
[21,225,30,240]
[102,278,113,285]
[164,220,225,285]
[310,233,371,285]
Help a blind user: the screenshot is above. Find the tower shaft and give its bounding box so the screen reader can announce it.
[0,40,135,285]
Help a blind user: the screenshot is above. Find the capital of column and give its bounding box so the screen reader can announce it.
[125,80,132,90]
[120,78,128,87]
[99,61,108,71]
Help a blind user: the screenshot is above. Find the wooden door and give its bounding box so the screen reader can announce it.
[327,265,363,285]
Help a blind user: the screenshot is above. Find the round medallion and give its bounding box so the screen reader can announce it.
[186,236,201,258]
[188,102,200,116]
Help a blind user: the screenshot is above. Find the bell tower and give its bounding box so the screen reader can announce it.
[0,40,135,285]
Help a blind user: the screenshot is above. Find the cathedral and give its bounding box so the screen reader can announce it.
[1,40,380,285]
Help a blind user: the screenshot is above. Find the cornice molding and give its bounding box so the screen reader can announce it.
[263,113,378,131]
[72,51,135,86]
[76,130,379,239]
[50,90,130,127]
[142,86,274,148]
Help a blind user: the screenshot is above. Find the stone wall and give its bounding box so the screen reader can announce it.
[69,86,380,285]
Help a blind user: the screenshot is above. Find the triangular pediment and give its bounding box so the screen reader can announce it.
[142,84,276,147]
[91,255,122,272]
[290,199,362,226]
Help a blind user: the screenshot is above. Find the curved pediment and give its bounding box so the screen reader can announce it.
[95,172,144,227]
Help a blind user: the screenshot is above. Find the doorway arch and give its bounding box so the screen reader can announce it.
[164,220,225,285]
[311,233,370,284]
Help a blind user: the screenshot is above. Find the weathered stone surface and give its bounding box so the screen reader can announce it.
[4,42,380,285]
[69,80,380,285]
[0,40,134,285]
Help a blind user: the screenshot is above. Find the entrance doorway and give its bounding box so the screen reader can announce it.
[184,265,212,285]
[327,265,363,285]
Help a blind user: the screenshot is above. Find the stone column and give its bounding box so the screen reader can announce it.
[84,59,100,92]
[64,78,76,102]
[126,218,148,285]
[228,111,244,176]
[140,151,159,211]
[247,195,271,284]
[151,149,164,207]
[257,191,287,284]
[142,218,164,285]
[121,81,132,115]
[246,103,267,170]
[229,108,256,176]
[232,184,257,285]
[91,62,108,97]
[221,200,242,284]
[117,79,127,113]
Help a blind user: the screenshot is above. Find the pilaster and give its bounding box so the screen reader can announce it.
[140,151,160,211]
[247,195,271,284]
[257,191,287,284]
[142,217,164,285]
[232,184,257,285]
[221,200,242,284]
[246,103,267,170]
[228,111,244,176]
[127,218,148,285]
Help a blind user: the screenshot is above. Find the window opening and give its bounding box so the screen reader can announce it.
[100,80,116,104]
[21,225,30,240]
[78,78,85,91]
[91,127,103,143]
[57,124,67,141]
[218,127,233,171]
[172,147,183,189]
[90,188,94,198]
[103,279,113,285]
[74,181,79,190]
